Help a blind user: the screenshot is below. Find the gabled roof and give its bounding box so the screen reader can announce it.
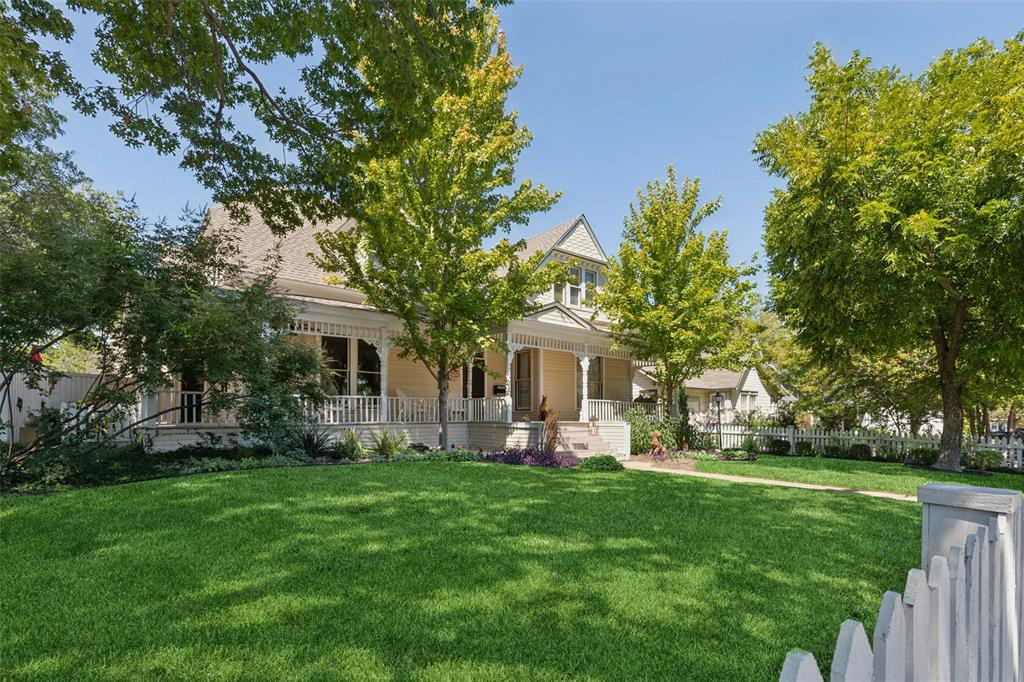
[523,301,598,331]
[515,214,608,265]
[636,365,746,391]
[515,215,579,259]
[685,369,745,391]
[204,205,355,285]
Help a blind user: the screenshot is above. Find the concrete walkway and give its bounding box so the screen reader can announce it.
[622,460,917,502]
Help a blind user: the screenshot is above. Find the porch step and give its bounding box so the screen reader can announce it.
[556,423,615,457]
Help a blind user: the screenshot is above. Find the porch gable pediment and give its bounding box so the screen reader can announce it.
[526,302,597,331]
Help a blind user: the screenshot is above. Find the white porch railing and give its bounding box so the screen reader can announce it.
[149,391,512,426]
[153,390,236,426]
[304,395,381,424]
[588,399,665,422]
[386,396,508,423]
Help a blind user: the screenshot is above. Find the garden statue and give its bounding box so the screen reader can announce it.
[650,430,668,459]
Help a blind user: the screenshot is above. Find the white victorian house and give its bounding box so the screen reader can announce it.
[143,211,651,456]
[631,366,779,423]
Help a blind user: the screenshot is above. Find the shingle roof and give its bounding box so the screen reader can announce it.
[635,366,744,391]
[206,207,587,284]
[496,215,582,275]
[685,369,744,391]
[517,215,581,259]
[204,205,354,285]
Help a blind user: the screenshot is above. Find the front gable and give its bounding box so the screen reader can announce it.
[525,302,597,330]
[552,216,608,263]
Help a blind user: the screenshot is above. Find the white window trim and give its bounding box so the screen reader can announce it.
[565,265,600,310]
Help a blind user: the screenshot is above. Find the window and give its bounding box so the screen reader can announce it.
[576,356,603,409]
[514,350,531,411]
[738,392,757,412]
[583,269,597,304]
[565,266,599,308]
[356,339,381,396]
[567,267,582,306]
[322,336,349,394]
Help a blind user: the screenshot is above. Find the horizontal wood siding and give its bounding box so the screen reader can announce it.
[603,357,632,402]
[542,349,576,420]
[387,350,437,397]
[467,422,542,451]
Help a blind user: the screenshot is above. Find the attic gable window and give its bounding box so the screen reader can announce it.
[565,265,599,308]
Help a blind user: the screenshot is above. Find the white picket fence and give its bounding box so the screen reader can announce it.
[711,425,1024,469]
[781,484,1022,682]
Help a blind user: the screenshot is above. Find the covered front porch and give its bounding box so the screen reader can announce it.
[140,308,645,455]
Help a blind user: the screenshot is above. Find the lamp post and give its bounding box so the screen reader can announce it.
[713,391,724,450]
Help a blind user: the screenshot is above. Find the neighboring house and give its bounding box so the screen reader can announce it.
[631,366,779,423]
[142,211,643,455]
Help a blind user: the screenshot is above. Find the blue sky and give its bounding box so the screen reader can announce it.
[53,2,1022,287]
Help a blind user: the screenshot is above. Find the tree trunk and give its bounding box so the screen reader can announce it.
[1009,405,1018,433]
[437,357,449,450]
[665,381,679,420]
[932,302,967,470]
[909,414,922,439]
[981,403,990,438]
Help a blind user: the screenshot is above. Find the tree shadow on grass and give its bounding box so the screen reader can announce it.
[2,463,920,681]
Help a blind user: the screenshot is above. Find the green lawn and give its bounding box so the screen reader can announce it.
[696,454,1024,496]
[2,463,918,681]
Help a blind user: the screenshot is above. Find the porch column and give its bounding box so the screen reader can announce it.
[579,355,591,422]
[504,346,514,423]
[537,349,544,405]
[378,327,390,423]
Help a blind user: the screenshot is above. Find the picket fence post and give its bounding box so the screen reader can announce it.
[777,484,1022,682]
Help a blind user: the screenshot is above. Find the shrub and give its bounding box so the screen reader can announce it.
[624,408,657,454]
[720,448,756,461]
[907,446,939,465]
[484,446,578,468]
[793,441,814,457]
[683,449,718,461]
[334,428,365,461]
[673,418,715,451]
[847,443,872,461]
[423,449,483,462]
[285,421,333,458]
[767,439,791,455]
[822,443,847,459]
[370,430,411,460]
[180,453,304,475]
[740,435,759,456]
[580,454,623,471]
[964,449,1003,471]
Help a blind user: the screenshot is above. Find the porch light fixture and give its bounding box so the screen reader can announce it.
[712,391,724,450]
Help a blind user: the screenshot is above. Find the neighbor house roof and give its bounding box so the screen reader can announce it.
[636,365,745,391]
[685,369,745,391]
[204,205,354,285]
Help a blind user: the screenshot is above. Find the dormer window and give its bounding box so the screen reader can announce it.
[565,266,599,308]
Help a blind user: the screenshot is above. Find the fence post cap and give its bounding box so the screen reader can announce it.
[917,483,1021,513]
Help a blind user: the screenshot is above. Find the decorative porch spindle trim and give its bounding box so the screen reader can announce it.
[508,332,632,360]
[289,318,383,342]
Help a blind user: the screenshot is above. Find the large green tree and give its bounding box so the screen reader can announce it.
[314,17,560,449]
[597,166,756,418]
[755,37,1024,468]
[12,0,501,231]
[0,146,328,465]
